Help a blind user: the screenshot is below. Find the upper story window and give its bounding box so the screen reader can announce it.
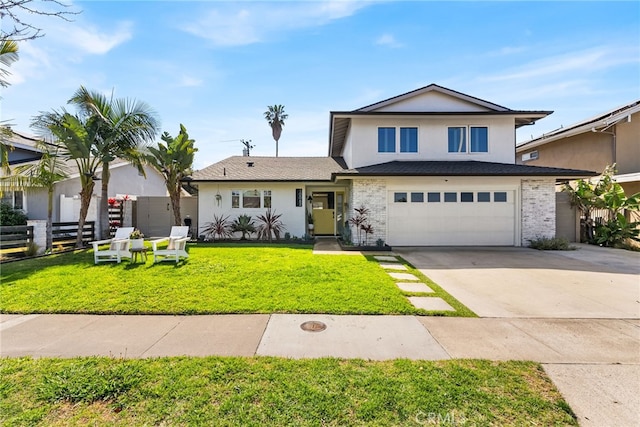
[378,127,418,153]
[448,126,488,153]
[378,127,396,153]
[400,128,418,152]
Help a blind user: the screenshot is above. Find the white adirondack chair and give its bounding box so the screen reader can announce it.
[151,226,190,263]
[91,227,134,264]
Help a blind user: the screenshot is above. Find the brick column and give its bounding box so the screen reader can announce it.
[521,178,556,245]
[350,178,387,245]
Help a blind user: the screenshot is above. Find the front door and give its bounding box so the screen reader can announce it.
[311,192,335,235]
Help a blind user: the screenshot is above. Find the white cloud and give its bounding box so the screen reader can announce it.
[488,46,527,56]
[375,33,403,48]
[481,46,638,83]
[63,21,133,54]
[184,1,374,46]
[179,76,204,88]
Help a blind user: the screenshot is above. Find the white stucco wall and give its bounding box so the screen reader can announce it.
[346,116,516,169]
[521,178,556,245]
[197,182,308,239]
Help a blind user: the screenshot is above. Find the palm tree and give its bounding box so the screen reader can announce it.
[0,39,18,88]
[0,139,70,251]
[144,124,197,226]
[32,110,103,248]
[264,105,288,157]
[0,40,19,172]
[69,86,160,239]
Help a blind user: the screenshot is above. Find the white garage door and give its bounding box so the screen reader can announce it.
[387,189,516,246]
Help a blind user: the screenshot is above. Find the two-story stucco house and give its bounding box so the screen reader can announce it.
[191,84,592,246]
[516,100,640,196]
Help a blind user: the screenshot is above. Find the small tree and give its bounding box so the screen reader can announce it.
[361,223,374,246]
[347,206,370,246]
[70,86,160,239]
[563,165,640,247]
[145,124,197,226]
[32,110,103,248]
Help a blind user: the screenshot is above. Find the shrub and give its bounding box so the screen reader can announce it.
[24,242,39,257]
[232,214,256,240]
[202,214,232,241]
[255,209,285,243]
[528,237,575,250]
[594,213,640,247]
[340,225,353,246]
[0,202,28,226]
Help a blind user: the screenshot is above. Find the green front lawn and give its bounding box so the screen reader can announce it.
[0,356,577,426]
[0,244,474,316]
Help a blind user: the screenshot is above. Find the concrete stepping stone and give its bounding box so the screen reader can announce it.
[379,263,407,270]
[374,256,398,262]
[397,282,434,293]
[388,272,420,281]
[408,297,455,311]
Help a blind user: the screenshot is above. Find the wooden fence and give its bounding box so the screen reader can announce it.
[0,225,34,252]
[0,221,95,256]
[52,221,95,248]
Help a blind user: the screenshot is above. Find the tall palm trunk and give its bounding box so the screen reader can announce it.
[76,181,95,248]
[46,188,54,251]
[100,162,111,239]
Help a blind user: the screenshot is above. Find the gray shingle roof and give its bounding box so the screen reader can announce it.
[190,156,348,182]
[334,161,595,178]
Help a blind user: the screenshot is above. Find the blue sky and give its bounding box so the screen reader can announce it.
[3,1,639,169]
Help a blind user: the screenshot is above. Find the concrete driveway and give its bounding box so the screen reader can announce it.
[394,244,640,319]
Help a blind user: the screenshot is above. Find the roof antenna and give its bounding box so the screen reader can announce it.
[241,139,255,157]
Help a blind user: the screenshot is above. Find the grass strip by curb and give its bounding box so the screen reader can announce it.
[0,356,577,426]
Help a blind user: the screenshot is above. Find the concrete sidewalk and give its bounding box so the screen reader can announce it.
[1,313,638,426]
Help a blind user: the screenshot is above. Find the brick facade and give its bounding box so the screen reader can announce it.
[349,179,387,245]
[521,178,556,245]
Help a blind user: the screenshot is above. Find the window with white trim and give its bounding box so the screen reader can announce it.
[231,189,272,208]
[448,126,488,153]
[378,127,418,153]
[378,127,396,153]
[1,190,24,210]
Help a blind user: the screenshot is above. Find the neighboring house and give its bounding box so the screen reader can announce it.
[516,100,640,196]
[0,131,44,211]
[191,84,593,246]
[0,131,173,229]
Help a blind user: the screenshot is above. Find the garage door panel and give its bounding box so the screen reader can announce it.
[388,190,515,246]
